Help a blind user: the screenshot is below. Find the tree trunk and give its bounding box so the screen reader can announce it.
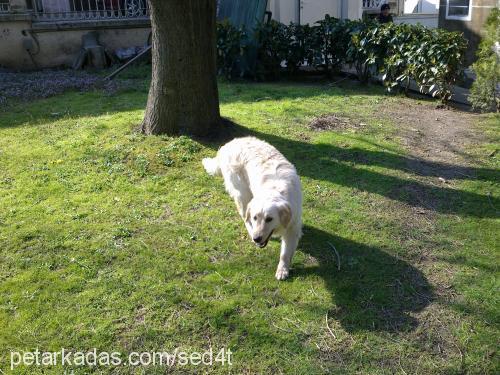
[141,0,221,136]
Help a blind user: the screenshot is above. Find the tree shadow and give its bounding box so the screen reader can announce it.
[0,85,148,129]
[217,78,382,104]
[294,225,432,333]
[329,136,498,183]
[198,119,499,219]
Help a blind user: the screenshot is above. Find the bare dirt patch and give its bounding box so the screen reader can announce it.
[376,98,488,235]
[379,99,483,178]
[377,98,492,334]
[309,114,364,132]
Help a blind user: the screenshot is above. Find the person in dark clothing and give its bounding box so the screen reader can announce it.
[377,4,393,23]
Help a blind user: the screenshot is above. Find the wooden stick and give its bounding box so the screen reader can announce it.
[327,242,341,271]
[325,311,336,339]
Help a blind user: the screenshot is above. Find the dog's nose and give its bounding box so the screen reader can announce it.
[253,236,263,243]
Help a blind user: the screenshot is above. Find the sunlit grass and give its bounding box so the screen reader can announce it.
[0,80,498,374]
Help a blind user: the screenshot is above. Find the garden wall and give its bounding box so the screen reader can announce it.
[0,14,151,70]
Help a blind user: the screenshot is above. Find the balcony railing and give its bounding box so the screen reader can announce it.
[32,0,149,22]
[0,1,10,13]
[362,0,400,14]
[362,0,385,10]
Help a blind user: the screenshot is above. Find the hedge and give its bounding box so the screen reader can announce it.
[469,8,499,112]
[216,16,467,103]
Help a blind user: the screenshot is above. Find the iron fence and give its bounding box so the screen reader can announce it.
[0,0,10,13]
[32,0,149,21]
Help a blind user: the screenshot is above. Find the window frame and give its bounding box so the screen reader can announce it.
[445,0,472,21]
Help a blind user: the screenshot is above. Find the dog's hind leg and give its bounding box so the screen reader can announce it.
[275,230,300,280]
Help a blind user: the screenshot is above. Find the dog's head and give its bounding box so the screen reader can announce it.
[245,197,291,248]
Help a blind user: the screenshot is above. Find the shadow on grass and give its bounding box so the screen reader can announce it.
[0,87,149,129]
[200,119,499,219]
[2,85,497,217]
[328,141,498,183]
[217,78,382,103]
[295,225,432,332]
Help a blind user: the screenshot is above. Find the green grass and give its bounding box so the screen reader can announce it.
[0,79,498,374]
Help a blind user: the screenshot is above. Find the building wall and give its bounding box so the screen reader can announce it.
[268,0,358,25]
[30,24,150,69]
[404,0,439,14]
[395,13,439,27]
[346,0,363,20]
[41,0,70,12]
[438,0,498,65]
[420,0,439,13]
[299,0,341,24]
[0,18,34,69]
[267,0,299,24]
[0,14,151,70]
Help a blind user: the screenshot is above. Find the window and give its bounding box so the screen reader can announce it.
[446,0,472,21]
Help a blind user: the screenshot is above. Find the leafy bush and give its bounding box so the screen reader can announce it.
[470,8,500,112]
[346,21,467,101]
[419,27,467,102]
[284,23,319,75]
[379,23,416,92]
[346,20,387,83]
[379,24,467,102]
[316,16,357,76]
[253,20,289,80]
[216,20,248,79]
[216,16,467,102]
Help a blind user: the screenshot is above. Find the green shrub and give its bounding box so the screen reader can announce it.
[347,20,389,83]
[216,16,467,102]
[379,23,416,93]
[316,16,356,76]
[422,27,468,102]
[253,20,289,80]
[284,23,319,75]
[216,19,248,79]
[470,8,500,112]
[379,24,467,102]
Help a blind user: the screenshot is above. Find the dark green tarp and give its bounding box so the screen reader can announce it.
[216,0,269,30]
[216,0,269,75]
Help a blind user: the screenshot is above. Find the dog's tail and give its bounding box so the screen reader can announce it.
[202,157,221,176]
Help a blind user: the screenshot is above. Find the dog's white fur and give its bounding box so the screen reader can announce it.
[203,137,302,280]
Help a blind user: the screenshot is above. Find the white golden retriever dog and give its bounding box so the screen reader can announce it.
[202,137,302,280]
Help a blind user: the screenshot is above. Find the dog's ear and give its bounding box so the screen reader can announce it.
[279,202,292,228]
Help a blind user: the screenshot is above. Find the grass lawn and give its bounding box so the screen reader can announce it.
[0,77,498,374]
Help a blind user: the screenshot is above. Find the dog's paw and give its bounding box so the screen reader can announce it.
[275,266,289,280]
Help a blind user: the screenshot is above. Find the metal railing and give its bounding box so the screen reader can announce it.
[32,0,149,21]
[362,0,400,14]
[0,1,10,13]
[362,0,385,10]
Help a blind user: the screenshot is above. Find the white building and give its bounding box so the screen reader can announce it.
[267,0,440,28]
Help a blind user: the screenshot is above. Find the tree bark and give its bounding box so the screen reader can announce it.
[141,0,221,136]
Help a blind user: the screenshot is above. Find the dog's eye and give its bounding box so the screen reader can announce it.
[265,217,273,222]
[253,216,257,221]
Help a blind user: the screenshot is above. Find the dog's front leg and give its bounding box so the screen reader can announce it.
[233,197,245,219]
[275,231,300,280]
